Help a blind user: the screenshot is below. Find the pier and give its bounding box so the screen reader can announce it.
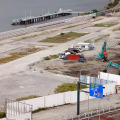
[0,14,95,41]
[11,9,72,25]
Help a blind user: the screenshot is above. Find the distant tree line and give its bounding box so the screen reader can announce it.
[107,0,119,9]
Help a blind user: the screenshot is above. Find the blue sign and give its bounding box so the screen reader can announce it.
[89,83,103,99]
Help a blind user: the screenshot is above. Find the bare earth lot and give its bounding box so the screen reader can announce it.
[34,43,120,77]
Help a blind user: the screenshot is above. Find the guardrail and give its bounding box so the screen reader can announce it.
[63,105,120,120]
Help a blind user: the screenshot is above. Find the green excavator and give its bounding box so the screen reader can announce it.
[103,61,120,75]
[97,40,108,61]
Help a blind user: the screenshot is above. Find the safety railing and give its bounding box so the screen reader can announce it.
[62,105,120,120]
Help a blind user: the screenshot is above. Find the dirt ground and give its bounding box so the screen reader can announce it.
[33,44,120,77]
[24,17,120,78]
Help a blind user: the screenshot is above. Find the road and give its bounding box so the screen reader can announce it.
[0,70,75,106]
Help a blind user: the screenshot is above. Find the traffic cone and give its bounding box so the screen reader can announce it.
[72,75,75,77]
[54,71,58,74]
[29,66,32,69]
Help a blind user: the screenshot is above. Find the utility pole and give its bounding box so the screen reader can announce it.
[77,81,80,115]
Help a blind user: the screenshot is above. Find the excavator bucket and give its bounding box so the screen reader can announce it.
[97,54,102,59]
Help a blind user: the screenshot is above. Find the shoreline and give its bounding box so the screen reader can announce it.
[0,0,110,33]
[0,14,96,41]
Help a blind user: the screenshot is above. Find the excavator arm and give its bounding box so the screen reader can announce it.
[103,61,120,74]
[111,62,120,69]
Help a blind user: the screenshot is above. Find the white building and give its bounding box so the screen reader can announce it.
[77,42,91,51]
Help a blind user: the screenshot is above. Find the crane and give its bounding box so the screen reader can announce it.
[103,61,120,75]
[97,40,108,61]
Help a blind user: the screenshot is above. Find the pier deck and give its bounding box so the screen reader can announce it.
[11,9,72,25]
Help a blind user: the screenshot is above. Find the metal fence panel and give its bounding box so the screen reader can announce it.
[6,99,32,120]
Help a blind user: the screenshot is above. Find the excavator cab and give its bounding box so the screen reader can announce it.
[103,51,108,61]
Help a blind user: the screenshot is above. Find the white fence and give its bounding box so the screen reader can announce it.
[21,82,116,111]
[99,72,120,85]
[7,113,31,120]
[22,91,88,110]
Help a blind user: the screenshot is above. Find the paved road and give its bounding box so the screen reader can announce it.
[0,70,75,105]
